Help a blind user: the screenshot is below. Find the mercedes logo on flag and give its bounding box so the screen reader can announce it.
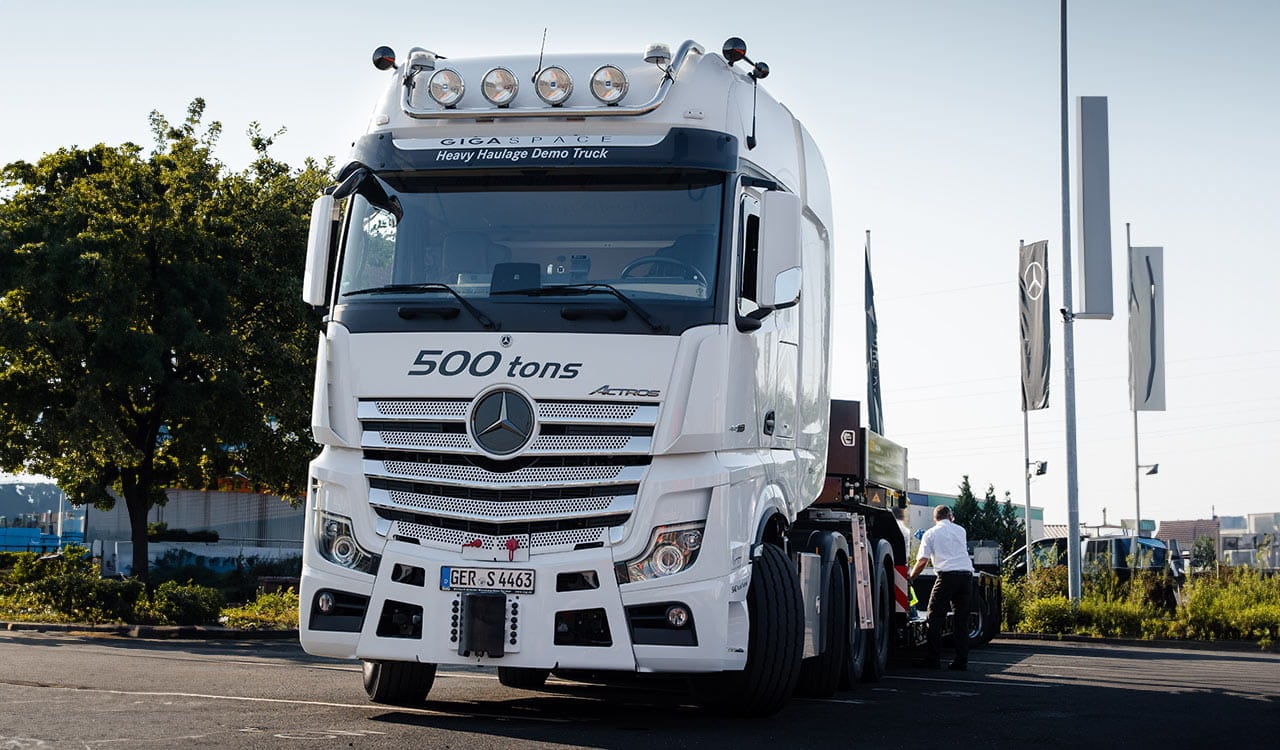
[1023,261,1045,301]
[470,389,535,456]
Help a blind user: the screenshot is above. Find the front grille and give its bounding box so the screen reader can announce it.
[359,397,657,555]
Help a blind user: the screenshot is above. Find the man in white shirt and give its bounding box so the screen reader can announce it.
[907,505,975,671]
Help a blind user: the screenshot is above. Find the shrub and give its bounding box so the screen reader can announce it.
[1017,595,1080,634]
[1078,598,1146,638]
[152,581,224,626]
[220,588,299,630]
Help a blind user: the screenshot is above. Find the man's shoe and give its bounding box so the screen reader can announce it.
[948,660,968,671]
[913,658,942,669]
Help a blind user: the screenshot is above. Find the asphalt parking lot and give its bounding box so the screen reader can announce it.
[1,631,1277,749]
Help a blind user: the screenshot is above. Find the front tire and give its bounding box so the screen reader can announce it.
[362,660,437,706]
[692,544,803,716]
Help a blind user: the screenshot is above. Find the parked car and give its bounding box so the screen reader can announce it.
[1004,534,1186,583]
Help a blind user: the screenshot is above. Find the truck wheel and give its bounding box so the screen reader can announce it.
[840,559,868,689]
[497,667,550,690]
[691,544,803,716]
[966,590,987,645]
[797,560,847,698]
[862,553,892,682]
[982,584,1002,644]
[362,660,437,706]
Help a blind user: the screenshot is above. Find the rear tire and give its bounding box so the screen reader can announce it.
[691,544,803,716]
[362,660,437,706]
[966,590,987,645]
[982,583,1002,644]
[497,667,550,690]
[797,560,847,698]
[841,559,869,689]
[862,554,892,682]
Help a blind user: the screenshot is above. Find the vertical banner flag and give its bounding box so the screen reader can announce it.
[1129,247,1166,411]
[1019,241,1051,410]
[865,232,884,434]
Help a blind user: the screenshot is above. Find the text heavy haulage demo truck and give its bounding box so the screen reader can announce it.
[297,38,998,715]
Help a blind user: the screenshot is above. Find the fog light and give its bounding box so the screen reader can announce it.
[317,591,336,614]
[482,67,519,106]
[535,66,573,105]
[428,69,465,107]
[666,605,690,628]
[590,65,628,104]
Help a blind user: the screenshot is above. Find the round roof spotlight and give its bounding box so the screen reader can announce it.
[428,69,464,108]
[722,37,747,64]
[590,65,628,105]
[535,66,573,106]
[481,67,519,107]
[372,46,397,70]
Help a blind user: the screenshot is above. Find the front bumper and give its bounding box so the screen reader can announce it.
[300,539,748,673]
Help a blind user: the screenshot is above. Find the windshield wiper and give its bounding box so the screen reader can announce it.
[341,283,496,329]
[493,284,665,332]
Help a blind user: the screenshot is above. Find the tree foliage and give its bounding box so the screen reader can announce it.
[1191,535,1217,570]
[950,475,1025,555]
[0,99,331,581]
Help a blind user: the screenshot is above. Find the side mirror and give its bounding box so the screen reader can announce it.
[303,194,335,306]
[756,190,802,310]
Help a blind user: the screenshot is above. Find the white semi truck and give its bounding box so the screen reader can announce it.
[297,38,996,715]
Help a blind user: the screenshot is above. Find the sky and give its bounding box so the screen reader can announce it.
[1,1,1278,526]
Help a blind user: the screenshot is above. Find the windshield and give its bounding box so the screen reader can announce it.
[338,171,724,308]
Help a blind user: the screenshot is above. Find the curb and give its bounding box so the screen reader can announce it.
[994,631,1279,654]
[2,621,298,640]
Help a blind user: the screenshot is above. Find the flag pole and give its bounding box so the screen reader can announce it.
[1020,239,1034,576]
[1128,221,1142,557]
[1059,0,1084,602]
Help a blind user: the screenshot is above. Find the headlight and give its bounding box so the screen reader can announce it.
[428,69,465,108]
[535,66,573,106]
[618,523,704,583]
[317,511,380,575]
[590,65,628,104]
[482,67,519,106]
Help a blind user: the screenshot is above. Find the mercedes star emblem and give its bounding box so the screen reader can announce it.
[1023,261,1045,302]
[470,389,535,456]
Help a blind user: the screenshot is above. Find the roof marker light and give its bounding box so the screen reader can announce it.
[535,66,573,106]
[482,67,519,107]
[428,69,464,108]
[590,65,628,105]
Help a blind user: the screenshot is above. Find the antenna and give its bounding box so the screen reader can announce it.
[721,38,769,150]
[532,27,547,83]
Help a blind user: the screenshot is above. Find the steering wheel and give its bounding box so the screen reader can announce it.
[619,256,708,287]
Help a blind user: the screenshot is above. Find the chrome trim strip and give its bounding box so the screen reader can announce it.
[363,459,646,489]
[370,487,635,524]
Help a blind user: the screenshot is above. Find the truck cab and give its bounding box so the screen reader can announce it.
[298,39,839,715]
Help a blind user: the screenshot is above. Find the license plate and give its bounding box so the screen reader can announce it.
[440,566,535,594]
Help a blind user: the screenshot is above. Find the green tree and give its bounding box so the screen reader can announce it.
[950,477,1024,556]
[952,475,980,529]
[0,100,330,582]
[1191,535,1217,571]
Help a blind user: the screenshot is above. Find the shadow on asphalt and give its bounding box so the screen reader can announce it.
[0,631,333,665]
